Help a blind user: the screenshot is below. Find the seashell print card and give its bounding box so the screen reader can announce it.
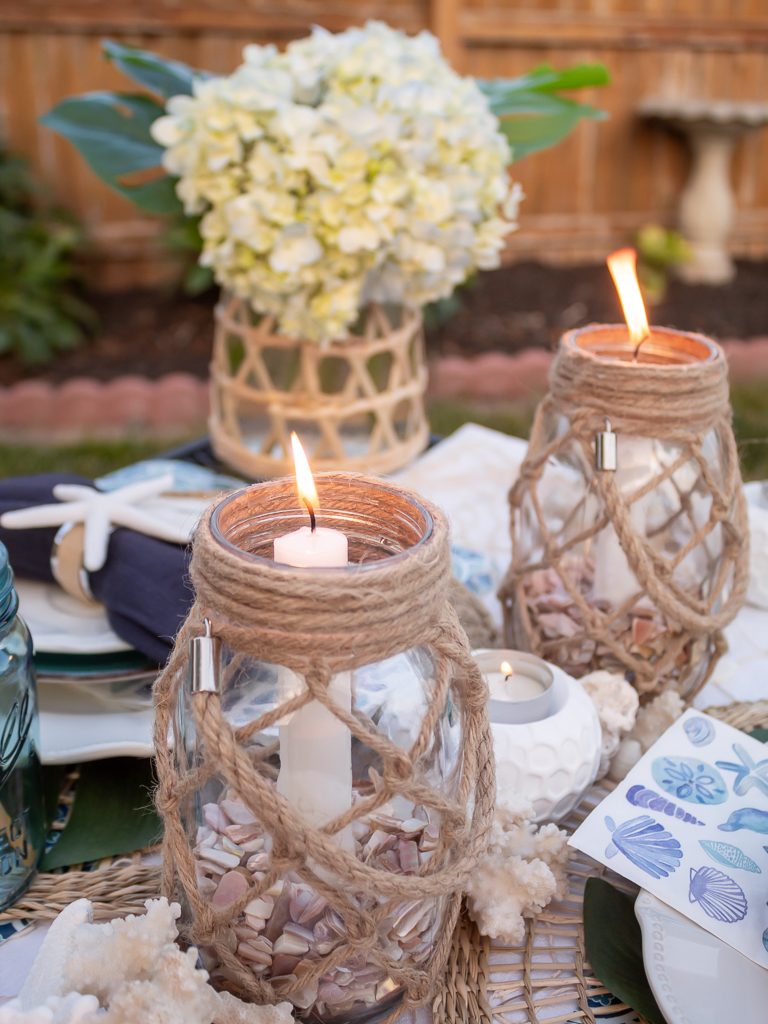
[570,708,768,970]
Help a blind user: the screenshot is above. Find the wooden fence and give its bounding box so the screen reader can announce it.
[1,0,767,287]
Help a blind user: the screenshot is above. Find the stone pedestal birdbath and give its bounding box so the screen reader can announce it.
[638,98,768,284]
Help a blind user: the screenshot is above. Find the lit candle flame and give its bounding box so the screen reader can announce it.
[500,661,513,678]
[290,432,318,530]
[607,248,650,352]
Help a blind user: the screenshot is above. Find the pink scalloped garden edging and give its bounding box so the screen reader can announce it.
[426,337,768,401]
[0,373,210,442]
[1,339,767,441]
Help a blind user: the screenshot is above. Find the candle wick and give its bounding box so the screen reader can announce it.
[302,498,317,532]
[633,329,651,361]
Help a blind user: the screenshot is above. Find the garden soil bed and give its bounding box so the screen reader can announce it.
[1,259,767,385]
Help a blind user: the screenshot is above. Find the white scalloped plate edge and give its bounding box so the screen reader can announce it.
[38,706,155,765]
[635,889,768,1024]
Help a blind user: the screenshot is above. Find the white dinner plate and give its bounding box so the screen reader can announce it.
[37,682,155,764]
[635,889,768,1024]
[17,579,130,654]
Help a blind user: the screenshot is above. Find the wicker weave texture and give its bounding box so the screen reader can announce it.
[0,849,161,923]
[209,296,430,478]
[435,782,642,1024]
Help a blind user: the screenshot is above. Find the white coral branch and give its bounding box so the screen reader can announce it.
[465,796,570,944]
[580,670,639,777]
[1,899,293,1024]
[627,690,684,753]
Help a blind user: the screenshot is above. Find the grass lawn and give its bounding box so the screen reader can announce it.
[1,384,767,480]
[0,438,181,479]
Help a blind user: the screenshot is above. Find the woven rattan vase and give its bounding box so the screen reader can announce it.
[154,473,495,1024]
[209,295,430,479]
[498,324,749,700]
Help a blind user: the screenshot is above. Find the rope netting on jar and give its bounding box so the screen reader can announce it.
[153,476,496,1022]
[498,334,749,697]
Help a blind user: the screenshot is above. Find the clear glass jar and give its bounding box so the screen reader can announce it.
[174,484,462,1024]
[507,325,737,697]
[0,541,44,910]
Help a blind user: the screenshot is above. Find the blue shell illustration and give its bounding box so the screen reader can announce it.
[688,865,748,922]
[716,743,768,797]
[719,808,768,834]
[605,814,683,879]
[763,927,768,954]
[699,840,761,873]
[626,784,706,825]
[683,716,715,747]
[651,755,727,805]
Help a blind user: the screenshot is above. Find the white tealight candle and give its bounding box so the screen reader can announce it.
[473,649,555,725]
[274,434,353,852]
[486,660,546,703]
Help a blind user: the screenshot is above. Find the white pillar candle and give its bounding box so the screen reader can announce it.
[274,435,354,852]
[592,434,657,608]
[274,526,349,568]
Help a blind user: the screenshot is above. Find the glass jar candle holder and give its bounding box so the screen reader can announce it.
[499,325,748,699]
[157,474,493,1024]
[0,541,44,910]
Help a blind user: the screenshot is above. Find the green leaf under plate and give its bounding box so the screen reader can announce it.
[583,877,665,1024]
[102,39,209,99]
[41,765,66,831]
[34,649,157,677]
[41,757,162,870]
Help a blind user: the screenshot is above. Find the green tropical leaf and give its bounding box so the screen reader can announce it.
[497,104,595,160]
[517,62,610,93]
[479,62,609,159]
[41,92,165,172]
[39,92,181,213]
[583,878,665,1024]
[480,62,609,100]
[102,38,210,99]
[41,757,162,870]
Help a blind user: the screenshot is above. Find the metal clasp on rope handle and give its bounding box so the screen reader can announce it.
[595,418,617,471]
[190,618,220,695]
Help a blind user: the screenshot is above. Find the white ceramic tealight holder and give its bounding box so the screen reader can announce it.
[475,649,555,724]
[474,649,602,824]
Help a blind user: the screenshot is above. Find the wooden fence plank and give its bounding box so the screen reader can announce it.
[1,0,766,283]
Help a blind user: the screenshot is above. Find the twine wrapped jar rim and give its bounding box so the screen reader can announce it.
[211,472,434,572]
[193,472,451,673]
[552,325,730,435]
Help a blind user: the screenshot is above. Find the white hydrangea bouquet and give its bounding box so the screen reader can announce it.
[151,24,521,343]
[44,25,606,474]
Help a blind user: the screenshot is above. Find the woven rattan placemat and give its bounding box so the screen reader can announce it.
[5,700,767,1022]
[434,781,639,1024]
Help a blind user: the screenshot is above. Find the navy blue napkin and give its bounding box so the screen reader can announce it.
[0,474,193,664]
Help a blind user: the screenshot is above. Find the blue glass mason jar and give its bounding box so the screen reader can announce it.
[0,541,44,910]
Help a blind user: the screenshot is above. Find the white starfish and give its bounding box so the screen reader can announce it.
[0,475,193,572]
